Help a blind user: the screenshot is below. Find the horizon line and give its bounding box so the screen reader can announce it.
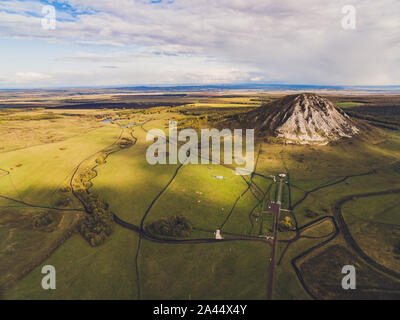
[2,83,400,91]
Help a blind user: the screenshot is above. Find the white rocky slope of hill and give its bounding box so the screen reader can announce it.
[245,93,360,145]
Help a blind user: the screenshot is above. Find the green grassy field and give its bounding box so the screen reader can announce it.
[4,225,139,300]
[1,94,400,300]
[139,240,270,300]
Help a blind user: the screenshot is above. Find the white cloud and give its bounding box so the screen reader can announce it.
[8,72,51,84]
[0,0,400,86]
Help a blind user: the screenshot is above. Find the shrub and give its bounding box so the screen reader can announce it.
[72,160,116,246]
[60,185,71,193]
[78,193,114,247]
[306,209,319,218]
[95,155,106,164]
[278,216,294,232]
[119,137,134,148]
[146,215,193,238]
[33,212,54,229]
[55,195,71,207]
[79,209,113,247]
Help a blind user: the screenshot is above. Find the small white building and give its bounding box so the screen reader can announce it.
[215,229,223,240]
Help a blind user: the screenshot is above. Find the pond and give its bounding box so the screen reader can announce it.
[121,122,137,128]
[101,118,129,123]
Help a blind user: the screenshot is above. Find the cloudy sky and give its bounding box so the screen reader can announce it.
[0,0,399,88]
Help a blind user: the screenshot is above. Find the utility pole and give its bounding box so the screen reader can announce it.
[266,173,286,300]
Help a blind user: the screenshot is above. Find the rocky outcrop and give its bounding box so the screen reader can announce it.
[245,93,360,145]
